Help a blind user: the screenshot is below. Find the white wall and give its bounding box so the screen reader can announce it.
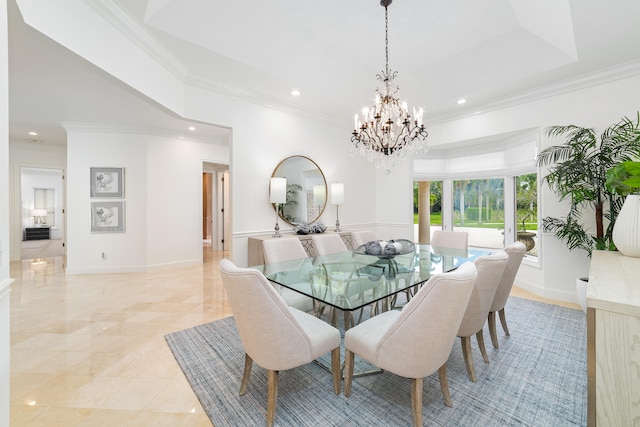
[181,86,378,266]
[421,72,640,303]
[146,136,228,267]
[1,0,10,424]
[65,126,228,274]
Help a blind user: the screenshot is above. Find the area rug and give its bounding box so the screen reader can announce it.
[165,297,587,426]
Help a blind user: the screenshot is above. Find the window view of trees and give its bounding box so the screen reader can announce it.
[452,178,505,249]
[414,173,538,256]
[515,173,538,255]
[413,181,442,225]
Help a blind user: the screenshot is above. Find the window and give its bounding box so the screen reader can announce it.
[452,178,504,249]
[515,173,538,256]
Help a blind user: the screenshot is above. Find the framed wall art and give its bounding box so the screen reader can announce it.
[90,167,124,198]
[91,201,125,233]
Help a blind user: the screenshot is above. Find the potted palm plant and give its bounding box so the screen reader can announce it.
[536,113,640,311]
[605,160,640,257]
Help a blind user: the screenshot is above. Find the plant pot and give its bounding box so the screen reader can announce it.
[612,194,640,257]
[576,277,588,314]
[516,231,536,252]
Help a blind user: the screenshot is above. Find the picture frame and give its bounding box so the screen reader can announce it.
[91,201,125,233]
[90,167,124,198]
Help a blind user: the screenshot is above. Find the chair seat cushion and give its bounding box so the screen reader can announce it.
[289,308,341,359]
[281,287,314,312]
[344,309,401,365]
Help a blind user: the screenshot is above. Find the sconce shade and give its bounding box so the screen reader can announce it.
[331,183,344,205]
[31,209,48,217]
[269,177,287,204]
[313,185,326,206]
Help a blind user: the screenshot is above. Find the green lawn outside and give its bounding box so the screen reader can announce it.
[414,212,537,231]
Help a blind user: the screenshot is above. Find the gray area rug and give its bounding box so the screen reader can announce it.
[165,297,587,426]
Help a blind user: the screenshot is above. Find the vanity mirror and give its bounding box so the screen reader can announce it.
[272,156,327,225]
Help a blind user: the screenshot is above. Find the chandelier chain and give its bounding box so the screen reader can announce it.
[384,5,389,77]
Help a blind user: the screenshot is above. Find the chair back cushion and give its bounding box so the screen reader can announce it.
[431,230,468,250]
[263,238,308,264]
[312,234,348,255]
[490,242,526,312]
[457,250,509,337]
[219,258,317,370]
[373,262,477,378]
[351,230,378,248]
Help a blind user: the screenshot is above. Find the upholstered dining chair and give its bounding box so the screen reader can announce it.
[456,250,508,382]
[262,238,314,313]
[343,262,478,427]
[219,259,341,427]
[487,241,526,349]
[351,230,378,248]
[430,230,469,251]
[311,233,349,256]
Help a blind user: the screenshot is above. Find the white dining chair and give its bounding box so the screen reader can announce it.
[431,230,469,251]
[219,259,341,427]
[487,241,526,348]
[343,262,478,427]
[351,230,378,248]
[457,250,508,382]
[311,233,349,256]
[262,238,315,313]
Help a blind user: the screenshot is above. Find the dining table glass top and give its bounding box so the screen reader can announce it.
[253,244,491,312]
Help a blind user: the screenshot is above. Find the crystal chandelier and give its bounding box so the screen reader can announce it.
[351,0,428,170]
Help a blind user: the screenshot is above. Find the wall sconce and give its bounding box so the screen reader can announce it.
[31,209,48,226]
[270,177,287,237]
[330,183,344,232]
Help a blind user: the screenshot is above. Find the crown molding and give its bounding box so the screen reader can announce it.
[86,0,188,80]
[61,122,228,145]
[184,74,348,130]
[429,59,640,125]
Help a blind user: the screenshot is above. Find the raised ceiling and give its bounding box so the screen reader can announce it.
[9,0,640,147]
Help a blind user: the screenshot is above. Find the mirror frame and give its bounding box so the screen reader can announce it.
[271,155,327,226]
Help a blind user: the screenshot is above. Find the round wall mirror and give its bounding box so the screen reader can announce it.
[272,156,327,226]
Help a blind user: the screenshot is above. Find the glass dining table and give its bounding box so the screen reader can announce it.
[253,243,491,318]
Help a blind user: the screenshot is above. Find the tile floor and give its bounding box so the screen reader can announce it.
[9,245,578,426]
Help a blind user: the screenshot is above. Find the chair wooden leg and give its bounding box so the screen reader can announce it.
[499,308,510,336]
[461,336,477,382]
[329,307,338,327]
[239,353,252,395]
[343,349,354,397]
[266,370,278,427]
[331,347,341,395]
[488,311,499,349]
[411,377,423,427]
[438,364,452,407]
[476,330,490,364]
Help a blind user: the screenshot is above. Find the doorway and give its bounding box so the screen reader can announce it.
[20,167,65,259]
[202,163,230,252]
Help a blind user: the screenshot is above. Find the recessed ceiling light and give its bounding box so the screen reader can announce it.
[291,89,300,97]
[188,126,196,131]
[457,98,467,105]
[28,131,38,136]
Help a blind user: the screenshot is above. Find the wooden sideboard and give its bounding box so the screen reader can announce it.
[586,250,640,426]
[248,230,354,266]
